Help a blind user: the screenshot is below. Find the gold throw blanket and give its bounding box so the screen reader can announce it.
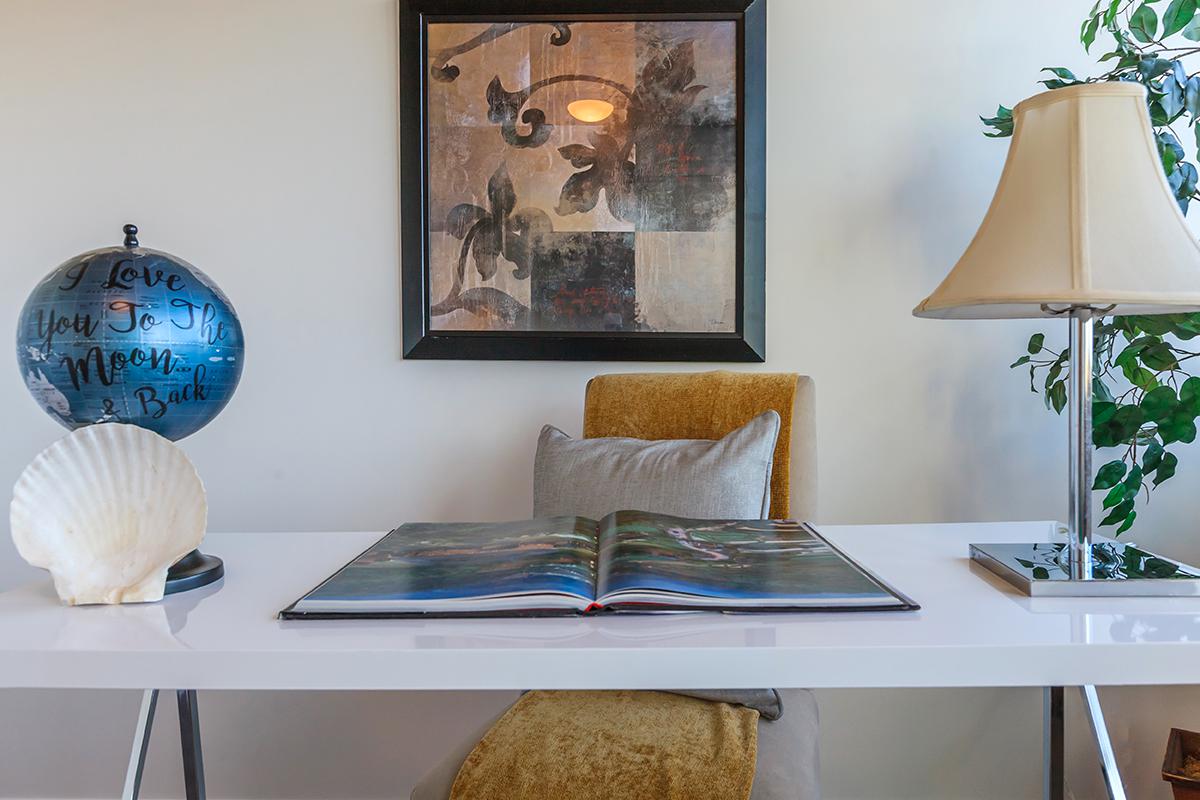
[449,690,759,800]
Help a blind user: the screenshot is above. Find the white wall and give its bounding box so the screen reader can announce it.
[1,1,1197,798]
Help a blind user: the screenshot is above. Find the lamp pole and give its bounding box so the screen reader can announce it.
[1067,308,1095,580]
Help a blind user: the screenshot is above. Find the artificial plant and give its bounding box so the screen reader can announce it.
[983,0,1200,534]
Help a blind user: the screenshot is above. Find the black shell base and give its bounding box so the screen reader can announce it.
[165,550,224,595]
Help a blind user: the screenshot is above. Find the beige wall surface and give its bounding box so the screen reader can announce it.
[0,1,1194,798]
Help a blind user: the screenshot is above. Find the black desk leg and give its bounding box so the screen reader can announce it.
[177,689,207,800]
[1044,686,1064,800]
[123,689,206,800]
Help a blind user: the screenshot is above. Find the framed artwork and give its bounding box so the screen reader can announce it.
[400,0,765,360]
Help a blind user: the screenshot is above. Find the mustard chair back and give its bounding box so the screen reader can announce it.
[582,371,817,520]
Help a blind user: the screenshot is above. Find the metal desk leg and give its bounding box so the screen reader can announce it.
[1044,686,1064,800]
[122,690,159,800]
[121,689,206,800]
[1081,685,1127,800]
[177,689,207,800]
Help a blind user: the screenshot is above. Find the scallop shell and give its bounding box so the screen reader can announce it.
[10,423,207,605]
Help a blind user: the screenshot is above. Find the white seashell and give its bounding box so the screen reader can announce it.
[10,423,207,605]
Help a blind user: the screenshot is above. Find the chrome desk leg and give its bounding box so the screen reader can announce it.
[122,689,206,800]
[1044,686,1064,800]
[122,689,159,800]
[177,689,207,800]
[1081,685,1127,800]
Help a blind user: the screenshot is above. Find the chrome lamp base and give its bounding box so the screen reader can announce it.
[970,308,1200,599]
[970,541,1200,597]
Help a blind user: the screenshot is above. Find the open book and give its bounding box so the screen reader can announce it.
[280,511,918,618]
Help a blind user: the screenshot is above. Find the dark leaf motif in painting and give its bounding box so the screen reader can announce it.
[556,133,635,220]
[627,41,708,126]
[486,78,555,149]
[624,40,731,230]
[430,23,571,83]
[547,40,728,229]
[432,163,551,325]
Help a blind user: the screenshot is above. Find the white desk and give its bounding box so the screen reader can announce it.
[2,520,1197,799]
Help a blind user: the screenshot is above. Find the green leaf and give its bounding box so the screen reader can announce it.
[1152,100,1170,126]
[1176,163,1198,213]
[1095,404,1148,446]
[1115,342,1150,369]
[1083,14,1103,49]
[1141,385,1179,422]
[1045,359,1065,390]
[1130,366,1160,391]
[1105,0,1124,24]
[1173,60,1189,88]
[1028,333,1046,354]
[1042,66,1080,82]
[1164,0,1197,36]
[1162,82,1186,120]
[1173,315,1200,336]
[1103,481,1129,509]
[1094,401,1119,426]
[1132,4,1161,42]
[1143,439,1166,471]
[1180,77,1200,118]
[1049,380,1068,414]
[1181,376,1200,412]
[1100,498,1136,527]
[1134,316,1176,335]
[981,105,1014,137]
[1010,354,1032,368]
[1154,451,1179,485]
[1123,464,1145,491]
[1093,459,1128,489]
[1160,415,1198,444]
[1118,52,1144,69]
[1116,511,1137,535]
[1142,343,1180,371]
[1140,57,1173,80]
[1032,566,1051,580]
[1164,145,1182,176]
[1184,14,1200,38]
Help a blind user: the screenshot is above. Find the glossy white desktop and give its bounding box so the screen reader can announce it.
[3,520,1197,800]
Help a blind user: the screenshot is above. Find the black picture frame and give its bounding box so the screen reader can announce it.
[399,0,766,361]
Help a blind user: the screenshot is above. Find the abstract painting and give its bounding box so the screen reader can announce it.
[400,0,765,360]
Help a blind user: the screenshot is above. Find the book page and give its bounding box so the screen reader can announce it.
[595,511,906,607]
[295,517,599,612]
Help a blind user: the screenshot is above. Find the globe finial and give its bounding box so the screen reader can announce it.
[122,224,139,248]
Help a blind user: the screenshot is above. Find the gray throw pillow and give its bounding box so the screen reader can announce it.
[532,410,784,720]
[532,409,780,522]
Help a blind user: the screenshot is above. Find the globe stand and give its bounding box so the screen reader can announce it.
[165,550,224,595]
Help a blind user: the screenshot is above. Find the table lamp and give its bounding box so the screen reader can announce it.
[916,83,1200,596]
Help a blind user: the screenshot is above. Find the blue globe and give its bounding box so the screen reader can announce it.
[16,225,244,440]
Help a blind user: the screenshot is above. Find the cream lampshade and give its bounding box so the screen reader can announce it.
[916,83,1200,320]
[915,83,1200,596]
